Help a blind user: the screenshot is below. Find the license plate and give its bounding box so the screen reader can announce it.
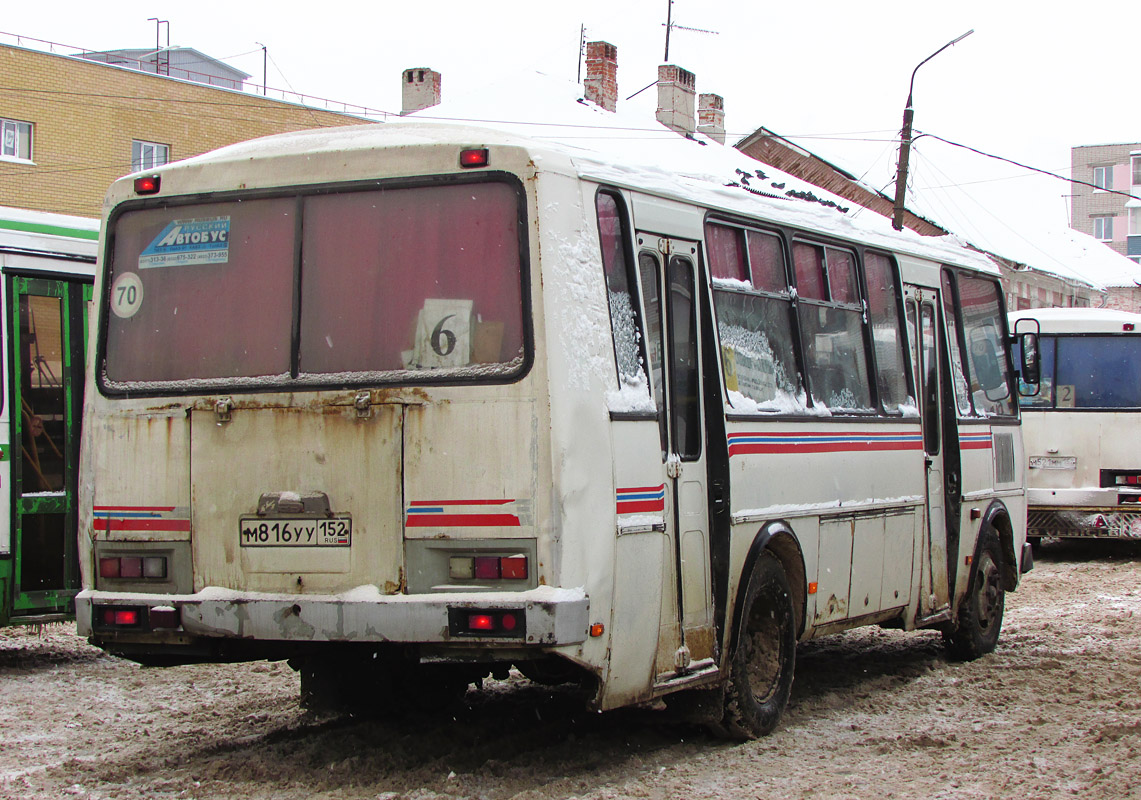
[239,517,351,547]
[1028,456,1076,470]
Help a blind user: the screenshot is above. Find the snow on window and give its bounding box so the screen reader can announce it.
[596,192,651,398]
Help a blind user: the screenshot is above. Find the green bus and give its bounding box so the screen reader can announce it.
[0,206,96,625]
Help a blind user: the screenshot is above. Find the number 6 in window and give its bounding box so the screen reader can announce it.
[411,298,473,369]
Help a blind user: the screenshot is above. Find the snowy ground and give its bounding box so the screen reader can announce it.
[1,538,1138,800]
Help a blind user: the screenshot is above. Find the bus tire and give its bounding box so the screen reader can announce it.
[721,552,796,739]
[944,527,1005,661]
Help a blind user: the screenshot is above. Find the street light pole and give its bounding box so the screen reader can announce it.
[891,29,974,232]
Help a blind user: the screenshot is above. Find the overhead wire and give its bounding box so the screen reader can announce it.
[915,131,1136,201]
[907,141,1091,279]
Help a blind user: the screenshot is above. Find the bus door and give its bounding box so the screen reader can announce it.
[636,234,716,677]
[6,275,89,619]
[905,285,951,618]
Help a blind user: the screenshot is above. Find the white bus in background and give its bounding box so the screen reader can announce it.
[1011,307,1141,542]
[77,123,1036,738]
[0,207,96,626]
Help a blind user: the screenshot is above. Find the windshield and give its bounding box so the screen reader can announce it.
[1020,335,1141,409]
[103,180,527,391]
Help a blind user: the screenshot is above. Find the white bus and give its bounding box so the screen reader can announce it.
[0,207,96,625]
[1011,307,1141,542]
[76,123,1035,737]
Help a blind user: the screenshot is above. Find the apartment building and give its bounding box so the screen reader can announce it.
[1070,142,1141,264]
[0,40,374,218]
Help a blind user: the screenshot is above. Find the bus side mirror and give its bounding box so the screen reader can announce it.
[1011,318,1041,397]
[1019,332,1040,386]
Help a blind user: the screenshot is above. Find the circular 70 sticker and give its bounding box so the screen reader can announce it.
[110,272,144,319]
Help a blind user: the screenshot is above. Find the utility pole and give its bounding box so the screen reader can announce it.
[891,29,974,231]
[576,24,585,83]
[664,0,673,61]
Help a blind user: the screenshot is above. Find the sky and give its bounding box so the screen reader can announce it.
[3,0,1139,280]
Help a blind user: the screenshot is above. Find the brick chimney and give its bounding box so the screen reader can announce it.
[583,41,618,112]
[698,93,725,144]
[656,65,696,135]
[401,68,442,115]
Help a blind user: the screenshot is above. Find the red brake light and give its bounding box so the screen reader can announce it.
[134,175,161,194]
[1125,323,1135,332]
[103,608,140,626]
[119,557,143,579]
[468,614,495,631]
[99,557,121,579]
[459,148,489,168]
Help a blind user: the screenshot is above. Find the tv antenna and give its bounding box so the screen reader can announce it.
[663,0,718,61]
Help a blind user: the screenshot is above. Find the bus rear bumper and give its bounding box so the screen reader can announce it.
[76,585,589,648]
[1028,506,1141,540]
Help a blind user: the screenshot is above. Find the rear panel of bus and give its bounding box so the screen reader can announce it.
[76,138,613,667]
[1015,313,1141,539]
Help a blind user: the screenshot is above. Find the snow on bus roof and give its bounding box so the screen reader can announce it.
[165,69,998,275]
[1009,306,1141,333]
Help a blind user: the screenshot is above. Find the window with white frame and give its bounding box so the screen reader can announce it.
[1130,207,1141,237]
[1093,215,1114,241]
[1,117,33,161]
[131,140,169,172]
[1133,155,1141,187]
[1093,165,1112,191]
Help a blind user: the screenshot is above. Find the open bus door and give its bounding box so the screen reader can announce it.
[905,285,953,621]
[3,274,90,623]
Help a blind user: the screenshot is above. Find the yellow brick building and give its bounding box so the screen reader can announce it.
[0,43,372,218]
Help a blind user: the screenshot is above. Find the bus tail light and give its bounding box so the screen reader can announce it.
[449,554,528,581]
[459,148,489,168]
[133,175,161,194]
[448,608,525,638]
[98,606,144,628]
[149,606,180,629]
[99,555,168,580]
[94,605,181,630]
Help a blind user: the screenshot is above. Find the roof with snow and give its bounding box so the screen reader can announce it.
[391,68,999,274]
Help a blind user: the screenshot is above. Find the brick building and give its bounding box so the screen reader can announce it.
[735,126,1136,310]
[1069,142,1141,264]
[0,41,372,218]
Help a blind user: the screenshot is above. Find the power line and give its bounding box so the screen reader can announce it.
[916,131,1137,201]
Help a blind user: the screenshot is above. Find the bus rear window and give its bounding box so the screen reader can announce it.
[103,180,526,390]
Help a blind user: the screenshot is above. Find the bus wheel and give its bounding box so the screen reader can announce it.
[944,528,1005,661]
[721,553,796,739]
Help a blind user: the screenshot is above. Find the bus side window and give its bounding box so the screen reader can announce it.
[793,243,873,412]
[940,270,975,416]
[865,252,911,413]
[954,273,1016,417]
[638,251,668,458]
[706,222,802,413]
[595,191,647,390]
